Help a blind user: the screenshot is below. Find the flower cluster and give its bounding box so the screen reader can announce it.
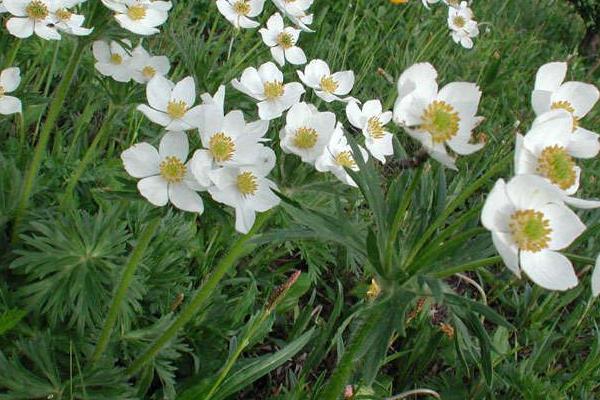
[482,62,600,292]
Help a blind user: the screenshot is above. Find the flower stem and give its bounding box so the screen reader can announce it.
[126,212,273,376]
[431,256,502,279]
[12,41,86,241]
[91,218,161,364]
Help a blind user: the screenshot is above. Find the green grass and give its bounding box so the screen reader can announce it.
[1,0,600,399]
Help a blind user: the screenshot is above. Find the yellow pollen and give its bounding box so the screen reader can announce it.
[367,117,385,139]
[0,86,4,97]
[209,132,236,163]
[509,209,552,253]
[276,32,294,49]
[420,100,460,143]
[25,0,48,20]
[551,101,580,132]
[335,151,356,168]
[293,127,318,149]
[320,76,339,93]
[233,0,251,15]
[366,278,381,300]
[159,156,186,183]
[55,8,72,21]
[166,100,187,119]
[453,16,466,28]
[142,65,156,79]
[110,54,123,65]
[237,171,258,196]
[536,145,577,190]
[127,4,147,20]
[263,81,284,100]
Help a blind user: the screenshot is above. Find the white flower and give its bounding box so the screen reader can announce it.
[279,102,336,164]
[130,45,170,84]
[137,75,205,131]
[271,0,313,31]
[393,62,484,170]
[102,0,172,35]
[4,0,60,40]
[121,131,206,213]
[422,0,441,8]
[592,254,600,297]
[92,40,133,83]
[53,7,93,36]
[232,62,305,120]
[531,61,600,158]
[482,174,586,291]
[447,1,479,49]
[297,60,355,103]
[346,100,394,163]
[0,67,22,115]
[515,109,600,209]
[0,1,6,12]
[216,0,265,29]
[315,123,368,187]
[259,13,306,67]
[208,146,280,234]
[200,85,226,113]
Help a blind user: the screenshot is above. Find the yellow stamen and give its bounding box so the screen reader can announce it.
[293,127,318,149]
[25,0,48,20]
[367,117,385,139]
[0,86,5,97]
[159,156,186,183]
[166,100,187,119]
[209,132,236,163]
[142,66,156,79]
[276,32,294,49]
[320,76,339,93]
[127,4,147,20]
[233,0,251,15]
[536,145,577,190]
[453,16,466,28]
[55,8,72,21]
[335,151,356,168]
[509,209,552,252]
[420,100,460,143]
[263,81,284,100]
[551,100,580,132]
[237,171,258,196]
[110,54,123,65]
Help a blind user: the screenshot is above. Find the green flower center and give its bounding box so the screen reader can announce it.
[536,145,577,190]
[509,209,552,252]
[160,156,186,183]
[420,100,460,143]
[237,171,258,196]
[209,132,236,163]
[110,54,123,65]
[26,0,48,20]
[166,100,188,119]
[320,76,339,93]
[293,127,318,149]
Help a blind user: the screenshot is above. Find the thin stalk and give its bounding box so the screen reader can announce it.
[61,103,116,208]
[12,41,86,241]
[126,212,273,376]
[91,218,161,363]
[432,256,502,279]
[4,40,21,67]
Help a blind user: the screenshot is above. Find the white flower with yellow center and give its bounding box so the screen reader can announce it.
[346,100,394,163]
[0,67,22,115]
[482,174,586,291]
[137,75,205,131]
[208,146,280,234]
[592,254,600,297]
[315,123,368,187]
[259,12,306,67]
[216,0,265,29]
[271,0,313,32]
[515,109,600,209]
[232,61,305,120]
[92,40,133,83]
[102,0,172,36]
[297,59,355,103]
[53,7,93,36]
[393,62,484,170]
[531,61,600,158]
[279,102,336,164]
[447,1,479,49]
[4,0,60,40]
[121,131,206,213]
[130,45,170,84]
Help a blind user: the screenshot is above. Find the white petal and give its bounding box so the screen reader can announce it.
[492,232,520,277]
[506,174,563,210]
[535,62,567,92]
[169,183,204,213]
[171,76,196,106]
[159,131,189,160]
[481,179,513,232]
[235,205,256,234]
[331,71,354,95]
[271,46,285,67]
[147,75,174,111]
[521,250,578,291]
[138,175,169,206]
[539,203,586,250]
[285,46,306,65]
[568,128,600,159]
[0,67,20,92]
[592,254,600,297]
[0,96,22,115]
[345,101,364,129]
[531,90,552,116]
[6,17,34,38]
[554,81,599,118]
[137,104,171,127]
[121,142,160,178]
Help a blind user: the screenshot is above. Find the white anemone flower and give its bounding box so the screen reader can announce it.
[121,131,206,213]
[232,62,305,120]
[482,174,586,291]
[531,61,600,158]
[346,100,394,163]
[279,102,336,164]
[4,0,60,40]
[52,5,93,36]
[447,1,479,49]
[200,85,226,113]
[216,0,265,29]
[92,40,133,83]
[259,12,306,67]
[130,45,170,84]
[137,75,205,131]
[1,1,6,12]
[515,109,600,209]
[0,67,22,115]
[592,254,600,297]
[271,0,313,32]
[208,146,280,234]
[393,62,484,170]
[315,123,368,187]
[297,60,355,103]
[102,0,172,36]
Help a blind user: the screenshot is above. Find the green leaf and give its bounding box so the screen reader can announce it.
[0,309,27,336]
